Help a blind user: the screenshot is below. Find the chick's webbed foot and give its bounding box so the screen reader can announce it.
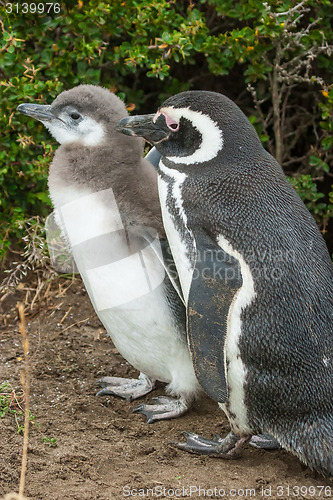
[133,396,190,424]
[96,372,155,401]
[171,431,251,459]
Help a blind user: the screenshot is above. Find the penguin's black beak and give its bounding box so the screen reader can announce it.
[17,103,55,122]
[116,114,169,144]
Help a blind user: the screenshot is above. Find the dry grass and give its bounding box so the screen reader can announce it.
[0,305,30,500]
[0,232,77,500]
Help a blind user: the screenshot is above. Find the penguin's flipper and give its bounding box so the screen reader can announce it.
[96,372,155,401]
[144,147,185,300]
[140,230,185,305]
[187,231,242,404]
[171,431,251,458]
[145,146,162,170]
[159,238,184,303]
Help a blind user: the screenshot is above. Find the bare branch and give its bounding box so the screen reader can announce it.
[273,0,309,18]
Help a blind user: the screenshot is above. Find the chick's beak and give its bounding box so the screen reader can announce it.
[17,103,55,122]
[116,113,168,144]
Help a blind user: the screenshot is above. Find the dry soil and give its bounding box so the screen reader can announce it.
[0,276,332,500]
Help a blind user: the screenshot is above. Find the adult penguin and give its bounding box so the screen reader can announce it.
[117,90,333,476]
[17,85,202,423]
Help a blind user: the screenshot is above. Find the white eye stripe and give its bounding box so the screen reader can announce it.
[159,106,223,164]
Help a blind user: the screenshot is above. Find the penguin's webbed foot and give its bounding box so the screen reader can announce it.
[171,431,251,459]
[96,373,155,401]
[133,396,189,424]
[249,433,282,450]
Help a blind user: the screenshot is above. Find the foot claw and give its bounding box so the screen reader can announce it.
[132,404,155,424]
[132,403,144,413]
[96,387,115,398]
[171,431,251,459]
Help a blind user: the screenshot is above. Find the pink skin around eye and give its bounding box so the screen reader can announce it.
[165,114,179,131]
[154,111,179,131]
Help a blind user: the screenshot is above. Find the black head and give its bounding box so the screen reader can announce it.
[117,90,267,173]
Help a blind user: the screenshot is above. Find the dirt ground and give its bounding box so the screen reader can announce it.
[0,275,332,500]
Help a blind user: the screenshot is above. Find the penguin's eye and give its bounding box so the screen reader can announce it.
[165,115,180,132]
[70,112,81,120]
[168,122,179,131]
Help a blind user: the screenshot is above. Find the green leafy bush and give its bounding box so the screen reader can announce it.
[1,0,332,259]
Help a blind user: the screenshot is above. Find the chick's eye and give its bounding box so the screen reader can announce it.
[70,112,81,120]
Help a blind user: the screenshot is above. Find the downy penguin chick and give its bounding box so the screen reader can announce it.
[17,85,201,422]
[117,90,333,476]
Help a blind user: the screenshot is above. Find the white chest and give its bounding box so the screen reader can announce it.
[53,186,123,247]
[158,165,194,303]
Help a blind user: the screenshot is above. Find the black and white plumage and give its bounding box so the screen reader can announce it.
[117,90,333,476]
[17,85,202,422]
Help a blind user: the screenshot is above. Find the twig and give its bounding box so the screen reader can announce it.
[273,0,309,17]
[57,279,75,297]
[30,280,44,311]
[43,281,52,299]
[0,292,9,304]
[49,301,63,317]
[61,316,90,333]
[17,303,30,499]
[60,306,72,324]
